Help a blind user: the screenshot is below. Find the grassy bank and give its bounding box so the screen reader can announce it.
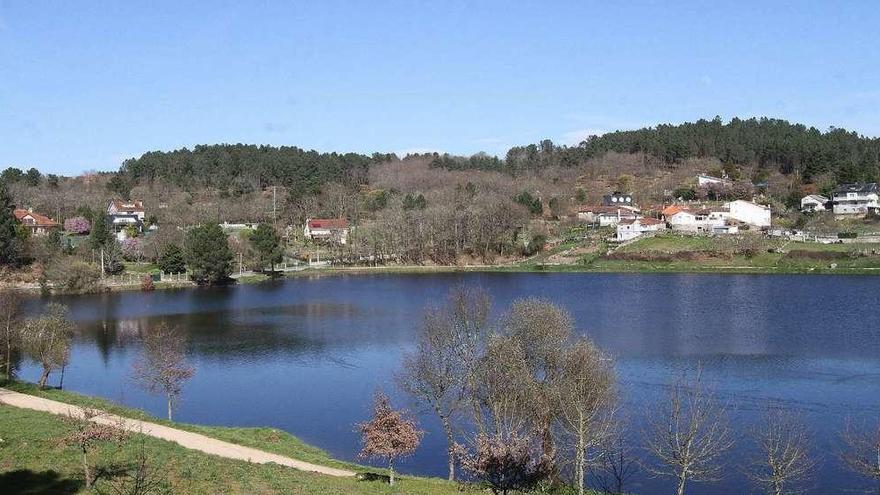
[0,380,467,494]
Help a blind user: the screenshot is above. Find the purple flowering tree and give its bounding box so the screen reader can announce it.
[121,237,144,262]
[64,216,91,234]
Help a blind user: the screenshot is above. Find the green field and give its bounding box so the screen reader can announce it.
[0,380,472,495]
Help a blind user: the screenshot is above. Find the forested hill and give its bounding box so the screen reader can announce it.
[117,144,395,195]
[112,118,880,197]
[436,117,880,183]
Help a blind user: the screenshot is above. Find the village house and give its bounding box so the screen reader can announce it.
[800,194,829,212]
[107,199,146,240]
[14,208,60,236]
[577,205,640,227]
[665,207,727,233]
[724,200,771,227]
[304,218,349,244]
[615,217,665,241]
[831,183,879,215]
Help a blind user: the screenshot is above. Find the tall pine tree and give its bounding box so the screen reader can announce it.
[0,182,19,265]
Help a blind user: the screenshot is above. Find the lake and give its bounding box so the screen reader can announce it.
[16,272,880,494]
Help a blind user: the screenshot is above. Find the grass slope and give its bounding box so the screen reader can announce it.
[0,380,466,494]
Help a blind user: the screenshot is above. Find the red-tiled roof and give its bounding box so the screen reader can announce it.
[14,209,59,227]
[307,218,349,229]
[110,200,144,212]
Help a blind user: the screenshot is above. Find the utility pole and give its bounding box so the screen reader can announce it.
[273,186,277,228]
[100,247,105,279]
[239,252,243,276]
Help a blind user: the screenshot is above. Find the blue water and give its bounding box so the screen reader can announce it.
[16,273,880,494]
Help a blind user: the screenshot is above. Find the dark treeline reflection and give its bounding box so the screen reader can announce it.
[15,273,880,494]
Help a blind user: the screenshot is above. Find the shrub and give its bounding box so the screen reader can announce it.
[45,260,101,294]
[141,275,155,292]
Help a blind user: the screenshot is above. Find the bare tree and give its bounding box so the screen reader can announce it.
[500,297,574,472]
[841,419,880,493]
[645,370,734,495]
[357,391,423,486]
[132,323,194,421]
[552,337,617,495]
[0,292,22,380]
[748,409,815,495]
[62,408,129,489]
[23,303,74,388]
[593,430,639,495]
[101,431,169,495]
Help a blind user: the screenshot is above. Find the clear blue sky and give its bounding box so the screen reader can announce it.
[1,1,878,175]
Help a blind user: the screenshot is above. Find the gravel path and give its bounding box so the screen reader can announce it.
[0,387,356,478]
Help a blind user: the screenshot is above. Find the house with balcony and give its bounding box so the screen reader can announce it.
[616,217,665,241]
[831,183,879,215]
[107,200,145,240]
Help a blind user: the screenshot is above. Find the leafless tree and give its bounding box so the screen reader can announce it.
[499,298,574,472]
[552,337,617,495]
[398,300,470,480]
[23,303,74,388]
[645,370,734,495]
[62,408,129,489]
[592,429,639,495]
[100,431,169,495]
[0,292,22,380]
[748,409,815,495]
[357,391,423,486]
[132,323,194,421]
[840,419,880,493]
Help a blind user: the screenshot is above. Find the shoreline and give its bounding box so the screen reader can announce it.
[4,261,880,294]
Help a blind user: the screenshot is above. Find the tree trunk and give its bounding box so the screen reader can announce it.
[167,395,173,421]
[388,457,395,486]
[82,448,92,489]
[440,413,456,481]
[677,475,687,495]
[38,366,50,389]
[4,335,11,380]
[576,426,585,495]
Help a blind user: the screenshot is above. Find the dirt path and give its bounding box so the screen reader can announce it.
[0,388,356,478]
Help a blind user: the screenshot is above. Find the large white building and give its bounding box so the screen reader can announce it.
[831,183,879,215]
[724,200,771,227]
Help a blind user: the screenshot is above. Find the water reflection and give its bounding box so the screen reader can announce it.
[16,273,880,494]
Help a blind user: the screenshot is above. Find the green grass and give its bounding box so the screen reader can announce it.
[0,379,470,494]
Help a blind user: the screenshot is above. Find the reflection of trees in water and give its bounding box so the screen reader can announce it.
[75,303,406,367]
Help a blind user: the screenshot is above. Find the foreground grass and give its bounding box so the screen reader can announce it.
[0,380,468,494]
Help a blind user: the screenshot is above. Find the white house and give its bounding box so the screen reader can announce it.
[577,205,640,227]
[304,218,349,244]
[616,217,665,241]
[107,200,145,240]
[724,200,771,227]
[800,194,828,212]
[697,174,732,188]
[667,208,727,232]
[831,183,879,215]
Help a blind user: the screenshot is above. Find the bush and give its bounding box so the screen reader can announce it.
[838,232,858,239]
[140,275,154,292]
[44,260,101,293]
